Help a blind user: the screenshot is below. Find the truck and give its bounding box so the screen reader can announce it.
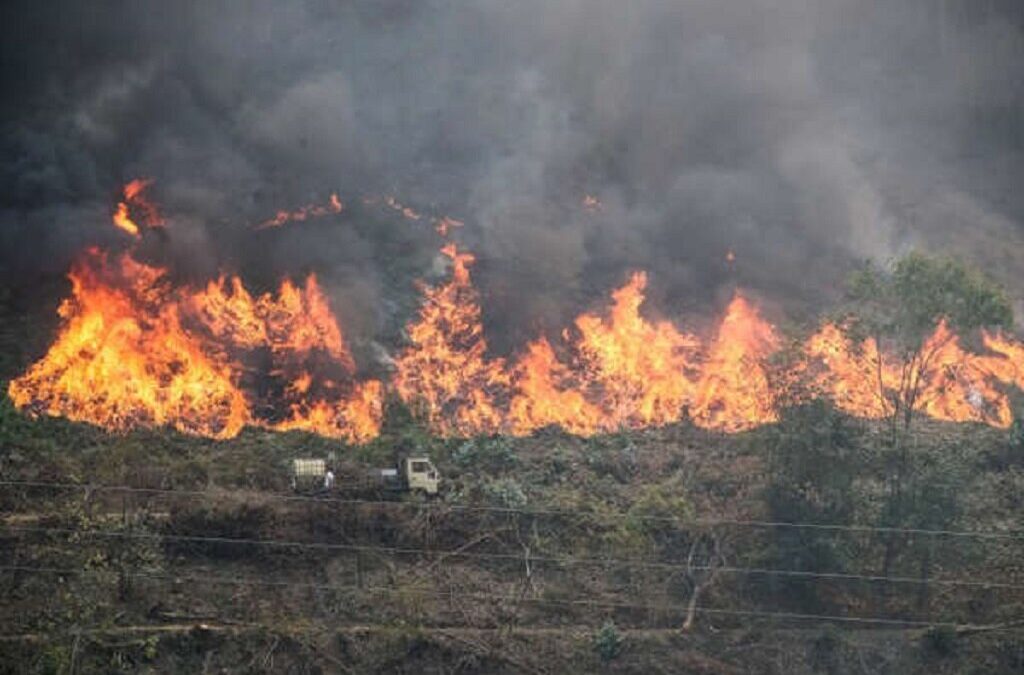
[289,456,441,496]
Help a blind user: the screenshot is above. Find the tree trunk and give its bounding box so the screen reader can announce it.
[682,582,704,632]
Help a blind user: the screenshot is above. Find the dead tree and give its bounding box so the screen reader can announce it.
[681,531,725,632]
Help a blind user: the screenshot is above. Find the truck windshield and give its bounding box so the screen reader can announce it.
[411,461,430,473]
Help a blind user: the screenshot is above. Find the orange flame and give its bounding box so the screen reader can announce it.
[256,193,343,229]
[981,331,1024,390]
[8,249,381,442]
[15,182,1024,444]
[510,272,700,434]
[393,244,510,435]
[803,322,895,417]
[691,293,778,431]
[507,336,605,435]
[8,249,247,437]
[804,321,1024,428]
[112,179,163,237]
[397,251,781,437]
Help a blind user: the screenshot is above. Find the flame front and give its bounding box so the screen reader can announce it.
[8,249,382,442]
[509,272,701,434]
[396,251,779,436]
[11,189,1024,444]
[512,273,702,434]
[803,323,895,417]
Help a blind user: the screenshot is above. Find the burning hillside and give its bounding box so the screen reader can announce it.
[6,183,1024,442]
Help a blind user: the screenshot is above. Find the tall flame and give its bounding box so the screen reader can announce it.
[803,322,895,417]
[510,272,700,434]
[393,244,509,435]
[691,293,778,431]
[8,249,382,442]
[397,252,780,437]
[8,249,248,438]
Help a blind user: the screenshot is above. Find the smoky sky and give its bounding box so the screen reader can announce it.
[2,0,1024,357]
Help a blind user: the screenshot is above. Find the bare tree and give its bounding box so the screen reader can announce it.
[681,531,725,632]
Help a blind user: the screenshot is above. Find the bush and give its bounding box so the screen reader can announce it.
[593,620,623,663]
[451,437,518,472]
[482,478,528,509]
[583,439,637,482]
[922,625,958,658]
[1010,418,1024,452]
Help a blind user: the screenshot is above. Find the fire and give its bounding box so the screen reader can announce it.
[256,193,343,229]
[393,244,509,435]
[112,179,163,237]
[384,196,421,221]
[12,178,1024,442]
[396,252,781,437]
[507,337,605,435]
[804,321,1024,428]
[981,331,1024,390]
[691,293,778,431]
[510,272,700,435]
[803,322,895,417]
[8,249,382,442]
[8,249,248,438]
[915,322,1013,427]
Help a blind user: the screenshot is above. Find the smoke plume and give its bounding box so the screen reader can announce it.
[2,0,1024,357]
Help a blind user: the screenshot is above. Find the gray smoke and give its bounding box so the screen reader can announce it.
[2,0,1024,356]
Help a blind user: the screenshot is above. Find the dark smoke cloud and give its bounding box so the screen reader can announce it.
[2,0,1024,358]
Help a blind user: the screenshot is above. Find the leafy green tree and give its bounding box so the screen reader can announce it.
[842,252,1012,576]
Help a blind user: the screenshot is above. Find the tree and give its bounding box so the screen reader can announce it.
[845,252,1012,436]
[842,252,1012,575]
[763,400,863,611]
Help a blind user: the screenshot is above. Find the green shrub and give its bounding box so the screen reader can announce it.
[482,478,528,509]
[593,620,623,663]
[451,437,518,472]
[1010,418,1024,451]
[583,440,637,482]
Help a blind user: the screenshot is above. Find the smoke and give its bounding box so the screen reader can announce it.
[2,0,1024,354]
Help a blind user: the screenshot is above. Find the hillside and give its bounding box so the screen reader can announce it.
[2,393,1024,673]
